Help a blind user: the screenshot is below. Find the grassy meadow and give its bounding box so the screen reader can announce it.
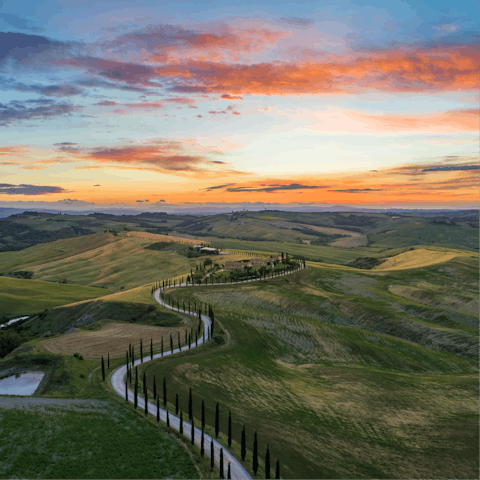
[0,345,214,479]
[137,250,478,479]
[0,211,478,479]
[0,276,112,317]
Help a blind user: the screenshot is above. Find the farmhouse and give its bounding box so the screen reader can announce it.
[224,261,245,271]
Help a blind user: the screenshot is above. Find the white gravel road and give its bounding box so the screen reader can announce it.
[110,262,304,480]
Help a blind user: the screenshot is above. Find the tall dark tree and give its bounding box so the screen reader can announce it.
[191,419,195,445]
[101,356,105,380]
[201,400,205,429]
[185,328,188,344]
[125,381,128,402]
[220,448,224,479]
[210,439,214,470]
[145,390,148,416]
[241,425,246,461]
[201,427,205,457]
[167,410,170,427]
[107,351,110,369]
[163,378,167,407]
[132,345,134,367]
[252,431,258,475]
[215,402,220,438]
[150,338,153,361]
[134,382,138,409]
[189,387,193,420]
[175,393,179,415]
[180,410,183,434]
[275,460,280,479]
[143,372,146,395]
[140,338,143,363]
[195,331,198,347]
[188,334,191,349]
[228,410,232,447]
[153,375,156,399]
[135,367,138,388]
[227,463,231,479]
[161,337,163,357]
[265,444,271,479]
[178,331,181,351]
[157,397,160,422]
[170,334,173,354]
[126,351,129,371]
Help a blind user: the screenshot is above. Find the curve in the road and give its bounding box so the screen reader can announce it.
[110,261,305,479]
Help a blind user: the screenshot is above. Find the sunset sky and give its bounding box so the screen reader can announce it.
[0,0,478,212]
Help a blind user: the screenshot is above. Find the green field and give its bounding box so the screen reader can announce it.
[1,211,478,479]
[137,253,478,479]
[0,276,112,316]
[0,349,212,479]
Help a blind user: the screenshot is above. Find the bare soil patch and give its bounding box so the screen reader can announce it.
[42,322,188,359]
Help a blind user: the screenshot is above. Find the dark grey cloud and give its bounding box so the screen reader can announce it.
[204,183,237,191]
[328,188,383,193]
[0,183,67,195]
[0,77,83,97]
[53,142,78,146]
[0,99,82,126]
[422,164,480,172]
[280,17,315,27]
[226,183,324,193]
[0,32,66,63]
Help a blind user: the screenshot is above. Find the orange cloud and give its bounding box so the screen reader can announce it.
[156,45,479,96]
[350,108,479,133]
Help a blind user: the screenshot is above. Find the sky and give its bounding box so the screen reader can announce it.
[0,0,478,212]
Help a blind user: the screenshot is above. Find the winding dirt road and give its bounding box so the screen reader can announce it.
[110,262,304,479]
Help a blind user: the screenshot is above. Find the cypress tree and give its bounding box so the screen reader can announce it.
[253,431,258,475]
[220,448,224,479]
[185,328,188,343]
[101,356,105,380]
[125,381,128,402]
[191,419,194,445]
[132,345,134,367]
[215,402,220,437]
[153,375,156,399]
[163,378,167,407]
[140,338,143,363]
[167,410,170,427]
[275,460,280,479]
[180,410,183,434]
[210,440,214,470]
[135,367,138,388]
[126,351,129,370]
[145,390,148,416]
[195,331,198,347]
[265,444,270,479]
[170,334,173,354]
[150,338,153,361]
[188,334,191,349]
[107,352,110,369]
[201,400,205,429]
[134,382,138,409]
[228,410,232,447]
[157,397,160,422]
[241,425,246,461]
[143,372,146,395]
[189,388,193,420]
[201,427,205,457]
[227,463,231,479]
[178,331,181,351]
[161,337,163,357]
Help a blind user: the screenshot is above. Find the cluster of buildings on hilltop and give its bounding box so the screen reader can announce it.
[224,256,281,271]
